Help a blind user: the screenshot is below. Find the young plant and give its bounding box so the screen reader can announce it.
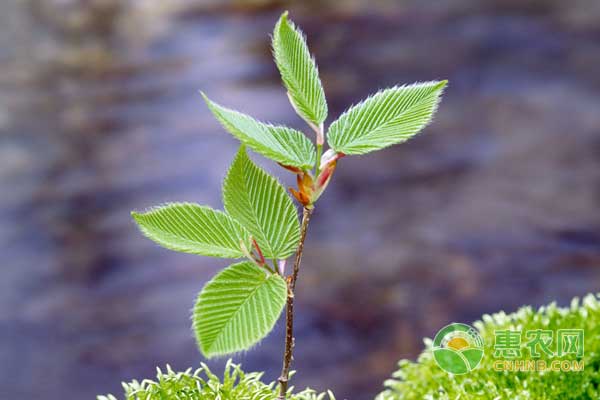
[132,11,446,399]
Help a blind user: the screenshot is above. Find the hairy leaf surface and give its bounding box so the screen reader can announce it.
[132,203,251,258]
[328,81,447,155]
[272,12,327,127]
[203,94,315,169]
[194,261,287,357]
[223,147,300,259]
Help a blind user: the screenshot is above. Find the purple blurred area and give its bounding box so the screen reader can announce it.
[1,0,600,398]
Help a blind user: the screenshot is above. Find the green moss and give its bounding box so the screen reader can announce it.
[378,294,600,400]
[98,360,334,400]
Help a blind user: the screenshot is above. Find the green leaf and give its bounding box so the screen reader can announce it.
[194,261,287,357]
[132,203,252,258]
[223,147,300,259]
[203,93,315,169]
[272,11,328,127]
[328,81,447,155]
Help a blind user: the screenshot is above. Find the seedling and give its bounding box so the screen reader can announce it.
[132,11,446,399]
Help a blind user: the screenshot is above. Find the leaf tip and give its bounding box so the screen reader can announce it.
[274,11,289,34]
[199,91,211,104]
[130,210,142,221]
[436,80,449,90]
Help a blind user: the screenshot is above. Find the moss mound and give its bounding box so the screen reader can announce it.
[378,294,600,400]
[98,360,334,400]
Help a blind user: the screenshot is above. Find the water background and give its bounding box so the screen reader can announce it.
[1,1,600,398]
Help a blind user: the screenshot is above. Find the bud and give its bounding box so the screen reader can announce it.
[288,152,344,206]
[290,187,311,206]
[321,150,345,169]
[319,149,338,170]
[312,160,337,203]
[289,172,314,206]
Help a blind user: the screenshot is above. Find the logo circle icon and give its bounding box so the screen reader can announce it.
[433,323,484,374]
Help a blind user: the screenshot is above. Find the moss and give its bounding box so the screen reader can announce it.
[98,360,334,400]
[378,294,600,400]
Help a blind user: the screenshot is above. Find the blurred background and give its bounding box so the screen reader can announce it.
[2,0,600,398]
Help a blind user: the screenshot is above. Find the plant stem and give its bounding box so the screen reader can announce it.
[315,143,323,177]
[277,206,313,399]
